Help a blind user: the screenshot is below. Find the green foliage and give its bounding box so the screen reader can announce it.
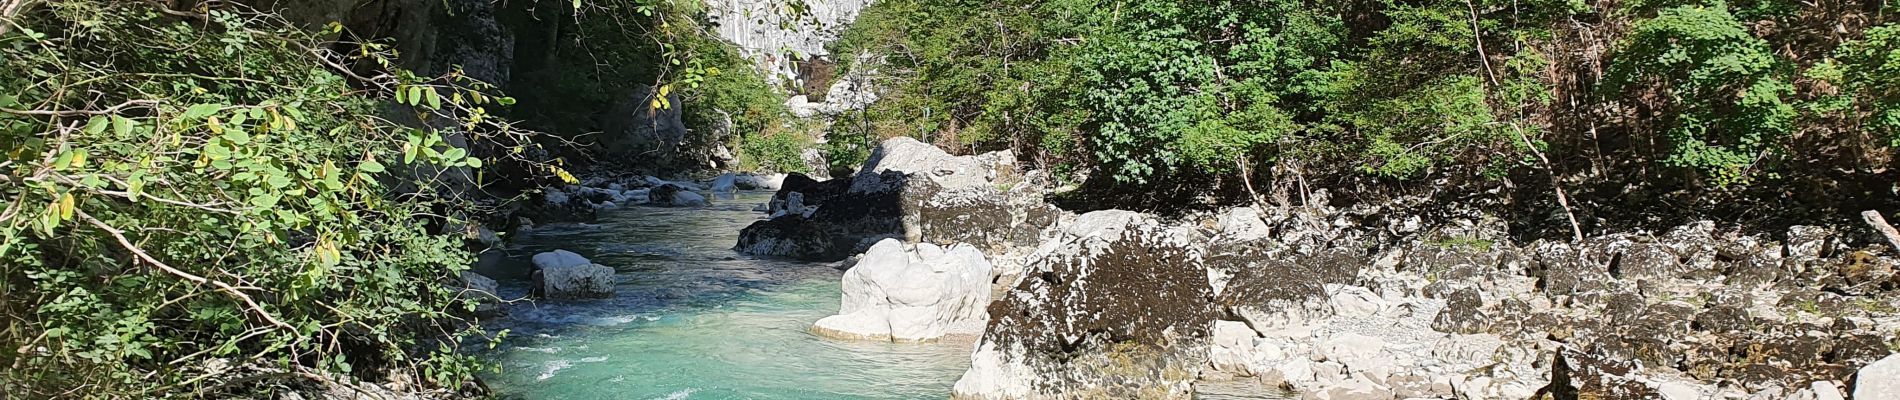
[739,130,812,173]
[511,0,797,172]
[834,0,1889,202]
[1826,23,1900,146]
[1070,0,1324,183]
[1606,2,1795,185]
[0,2,527,396]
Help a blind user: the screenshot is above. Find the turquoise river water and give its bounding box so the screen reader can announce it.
[474,191,1287,399]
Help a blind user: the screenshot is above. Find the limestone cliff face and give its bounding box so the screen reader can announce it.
[704,0,873,85]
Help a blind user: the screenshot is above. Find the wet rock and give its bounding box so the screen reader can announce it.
[735,172,905,261]
[811,239,992,342]
[710,172,738,198]
[530,250,615,299]
[453,271,504,318]
[647,184,708,207]
[733,173,785,190]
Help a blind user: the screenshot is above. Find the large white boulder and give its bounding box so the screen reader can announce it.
[1855,354,1900,400]
[811,239,992,342]
[531,250,616,299]
[857,136,992,190]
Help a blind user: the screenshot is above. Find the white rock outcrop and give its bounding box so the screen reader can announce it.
[857,136,994,190]
[1855,354,1900,400]
[703,0,870,83]
[811,239,993,342]
[531,250,616,299]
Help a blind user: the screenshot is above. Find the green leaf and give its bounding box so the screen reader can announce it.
[83,116,109,135]
[464,157,483,168]
[183,104,223,120]
[251,193,280,208]
[441,147,467,162]
[112,115,135,137]
[359,159,386,174]
[223,129,251,145]
[126,175,144,202]
[425,87,442,109]
[408,86,425,106]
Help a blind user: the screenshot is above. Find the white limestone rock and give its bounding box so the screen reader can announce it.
[811,239,992,342]
[530,250,616,299]
[1856,354,1900,400]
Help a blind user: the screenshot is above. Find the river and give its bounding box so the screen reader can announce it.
[474,190,1288,399]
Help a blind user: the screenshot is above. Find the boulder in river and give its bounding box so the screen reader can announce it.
[648,184,709,207]
[530,250,616,299]
[710,172,738,199]
[812,239,992,342]
[734,173,785,190]
[453,271,505,318]
[735,137,1055,261]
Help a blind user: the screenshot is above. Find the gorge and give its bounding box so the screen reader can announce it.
[5,0,1900,399]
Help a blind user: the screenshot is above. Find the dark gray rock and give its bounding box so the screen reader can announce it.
[1431,288,1490,334]
[954,211,1214,399]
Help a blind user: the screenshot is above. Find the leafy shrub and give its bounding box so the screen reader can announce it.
[739,130,812,173]
[1827,24,1900,146]
[1606,3,1796,185]
[0,2,528,396]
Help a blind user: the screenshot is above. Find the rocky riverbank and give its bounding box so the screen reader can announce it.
[765,137,1900,399]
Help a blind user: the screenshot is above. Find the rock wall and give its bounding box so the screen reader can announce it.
[703,0,873,85]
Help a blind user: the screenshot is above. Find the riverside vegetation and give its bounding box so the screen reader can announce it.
[824,0,1900,231]
[0,0,794,397]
